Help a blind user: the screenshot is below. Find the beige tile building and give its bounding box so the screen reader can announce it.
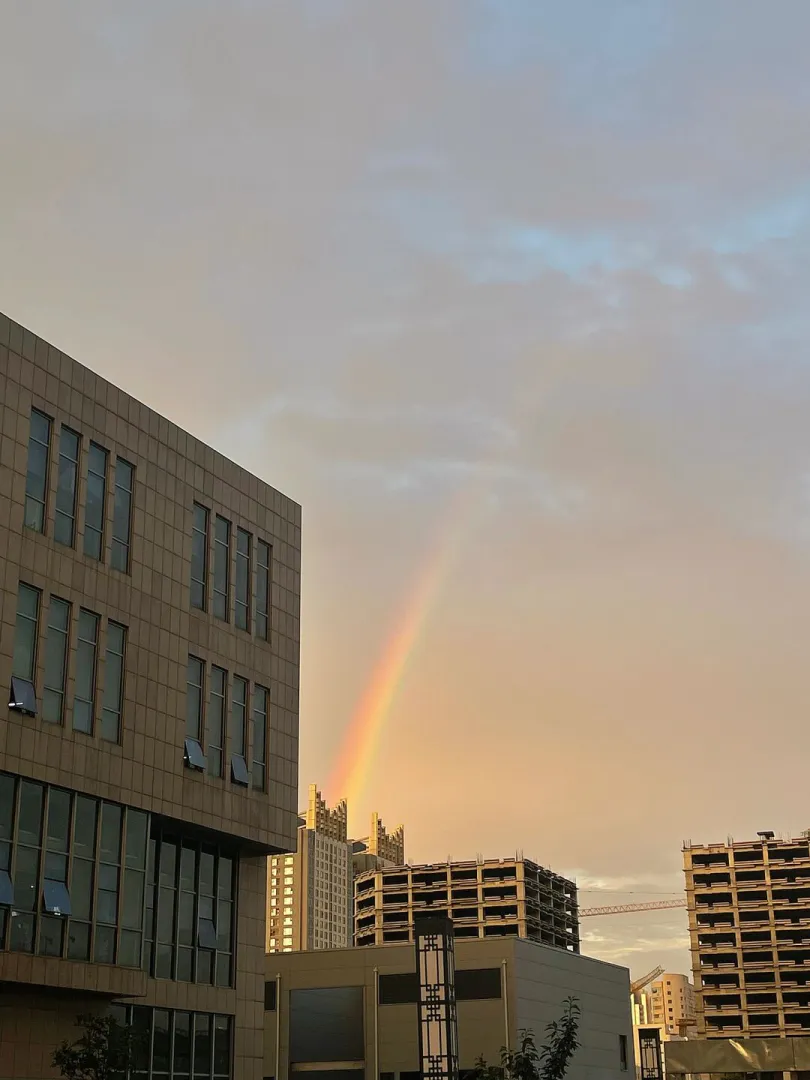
[263,937,633,1080]
[645,973,696,1037]
[354,857,579,951]
[0,310,300,1078]
[685,832,810,1038]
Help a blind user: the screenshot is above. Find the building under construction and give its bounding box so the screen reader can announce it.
[685,831,810,1038]
[354,856,579,951]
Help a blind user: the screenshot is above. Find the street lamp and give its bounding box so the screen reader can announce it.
[414,915,460,1080]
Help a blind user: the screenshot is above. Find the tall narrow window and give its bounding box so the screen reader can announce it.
[24,410,51,533]
[252,686,268,791]
[101,622,126,743]
[111,458,134,573]
[235,528,251,631]
[54,428,80,547]
[213,516,230,621]
[191,503,208,611]
[230,676,249,785]
[42,598,70,724]
[207,667,226,779]
[255,540,270,641]
[73,610,99,734]
[13,584,40,682]
[83,443,108,561]
[186,658,204,742]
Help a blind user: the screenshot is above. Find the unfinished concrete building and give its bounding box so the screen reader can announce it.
[354,856,579,951]
[685,832,810,1038]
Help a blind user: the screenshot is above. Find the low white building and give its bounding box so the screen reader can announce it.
[265,936,634,1080]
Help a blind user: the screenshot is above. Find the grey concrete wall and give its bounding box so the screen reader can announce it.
[512,939,634,1080]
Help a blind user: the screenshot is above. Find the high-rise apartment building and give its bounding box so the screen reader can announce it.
[0,311,300,1078]
[267,785,352,953]
[685,832,810,1038]
[354,857,579,951]
[644,973,697,1037]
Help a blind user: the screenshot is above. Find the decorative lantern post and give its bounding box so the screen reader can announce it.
[414,916,460,1080]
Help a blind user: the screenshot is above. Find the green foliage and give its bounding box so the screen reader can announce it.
[474,996,581,1080]
[52,1014,138,1080]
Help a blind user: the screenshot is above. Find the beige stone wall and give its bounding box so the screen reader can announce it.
[0,992,106,1080]
[0,309,303,1080]
[0,310,300,850]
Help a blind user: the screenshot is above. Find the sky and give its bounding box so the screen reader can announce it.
[3,0,810,978]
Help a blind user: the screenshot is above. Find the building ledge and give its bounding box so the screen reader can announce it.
[0,952,147,998]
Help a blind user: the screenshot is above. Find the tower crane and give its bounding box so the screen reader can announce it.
[630,965,665,995]
[580,898,687,918]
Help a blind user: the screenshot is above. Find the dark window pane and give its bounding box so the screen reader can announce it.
[378,972,418,1005]
[94,923,116,964]
[25,410,51,533]
[54,427,80,547]
[74,797,97,859]
[43,879,71,916]
[178,890,194,946]
[193,1014,211,1077]
[255,540,271,641]
[13,584,40,680]
[125,810,149,870]
[176,946,193,982]
[0,774,15,843]
[73,610,99,733]
[38,913,64,956]
[215,951,232,988]
[289,987,365,1063]
[213,1015,231,1077]
[180,846,196,891]
[101,622,126,742]
[454,967,503,1000]
[0,842,9,873]
[252,687,268,791]
[218,858,234,901]
[84,443,107,560]
[156,942,173,979]
[207,666,226,779]
[71,859,94,920]
[157,888,176,942]
[199,851,215,895]
[18,782,44,846]
[153,1009,171,1072]
[122,869,145,929]
[265,981,278,1010]
[213,516,230,621]
[216,900,232,950]
[47,789,71,852]
[235,527,250,630]
[44,851,68,882]
[111,458,133,573]
[9,911,35,952]
[191,503,208,611]
[97,888,119,924]
[231,677,247,757]
[196,948,214,985]
[186,657,203,740]
[100,804,122,862]
[14,846,40,911]
[174,1012,192,1076]
[67,920,90,960]
[42,598,70,724]
[159,841,177,887]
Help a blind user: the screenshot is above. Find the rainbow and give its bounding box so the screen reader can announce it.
[326,481,477,818]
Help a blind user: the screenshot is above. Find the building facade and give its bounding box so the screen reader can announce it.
[354,857,579,951]
[0,311,300,1079]
[267,785,352,954]
[264,937,633,1080]
[645,973,696,1037]
[685,832,810,1038]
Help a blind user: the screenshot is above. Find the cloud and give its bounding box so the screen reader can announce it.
[4,0,810,977]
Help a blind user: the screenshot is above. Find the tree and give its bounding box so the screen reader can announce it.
[474,996,581,1080]
[52,1014,139,1080]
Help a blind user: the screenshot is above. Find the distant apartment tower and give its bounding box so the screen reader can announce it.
[685,831,810,1038]
[354,857,579,951]
[645,973,697,1037]
[268,784,351,953]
